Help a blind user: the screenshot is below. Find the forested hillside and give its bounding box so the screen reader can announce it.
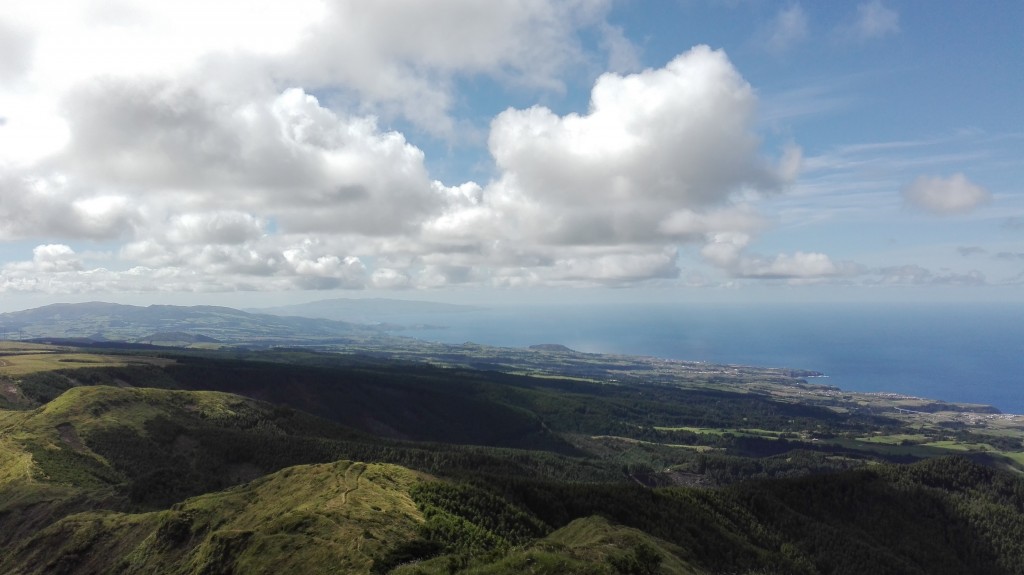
[2,342,1024,573]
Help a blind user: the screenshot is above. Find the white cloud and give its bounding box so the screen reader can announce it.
[658,205,767,239]
[0,0,321,166]
[874,265,985,286]
[166,212,266,246]
[415,265,476,288]
[54,83,446,237]
[737,251,841,279]
[0,18,34,83]
[547,248,680,285]
[0,244,84,293]
[382,46,804,289]
[283,248,368,290]
[0,0,617,176]
[71,196,138,238]
[1,1,829,295]
[698,232,863,281]
[761,4,809,53]
[384,46,802,287]
[30,244,83,272]
[0,174,138,240]
[371,268,412,289]
[486,46,793,246]
[3,0,323,83]
[3,80,452,249]
[276,0,611,136]
[599,23,642,73]
[902,173,991,215]
[700,232,751,269]
[852,0,899,40]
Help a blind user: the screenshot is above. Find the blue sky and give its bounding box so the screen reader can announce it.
[0,0,1021,310]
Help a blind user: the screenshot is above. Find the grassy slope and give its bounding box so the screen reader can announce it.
[3,460,427,575]
[0,385,377,550]
[0,381,626,560]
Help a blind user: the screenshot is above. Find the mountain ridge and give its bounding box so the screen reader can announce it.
[247,297,481,323]
[0,301,386,344]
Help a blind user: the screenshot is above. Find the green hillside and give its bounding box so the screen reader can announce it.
[393,515,706,575]
[2,341,1024,573]
[4,460,428,575]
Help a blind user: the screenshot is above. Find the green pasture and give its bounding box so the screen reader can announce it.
[655,426,786,439]
[0,352,172,376]
[856,434,930,445]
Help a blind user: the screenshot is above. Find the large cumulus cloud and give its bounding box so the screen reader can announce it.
[58,82,445,235]
[419,46,804,284]
[485,46,796,245]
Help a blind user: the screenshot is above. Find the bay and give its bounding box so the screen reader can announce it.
[399,302,1024,414]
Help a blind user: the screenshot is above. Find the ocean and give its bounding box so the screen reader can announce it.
[399,303,1024,414]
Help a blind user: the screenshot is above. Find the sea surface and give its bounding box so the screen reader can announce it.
[399,303,1024,414]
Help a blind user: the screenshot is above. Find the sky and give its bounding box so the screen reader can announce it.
[0,0,1021,311]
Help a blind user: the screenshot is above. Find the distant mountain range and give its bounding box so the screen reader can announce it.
[0,301,389,345]
[248,297,480,323]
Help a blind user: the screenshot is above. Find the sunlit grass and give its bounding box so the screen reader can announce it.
[0,342,62,353]
[857,434,930,445]
[1002,452,1024,467]
[921,440,986,451]
[654,426,785,439]
[0,435,35,487]
[0,353,173,376]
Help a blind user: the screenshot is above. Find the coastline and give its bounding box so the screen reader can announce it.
[398,302,1024,414]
